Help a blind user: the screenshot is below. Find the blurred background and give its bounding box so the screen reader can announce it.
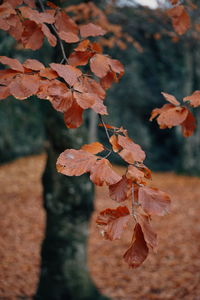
[0,0,200,299]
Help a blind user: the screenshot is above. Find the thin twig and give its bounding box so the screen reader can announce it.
[98,114,110,141]
[38,0,68,63]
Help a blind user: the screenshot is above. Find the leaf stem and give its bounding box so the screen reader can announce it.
[37,0,68,63]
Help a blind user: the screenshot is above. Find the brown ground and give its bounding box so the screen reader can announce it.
[0,155,200,300]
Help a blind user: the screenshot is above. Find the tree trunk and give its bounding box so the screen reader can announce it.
[35,102,108,300]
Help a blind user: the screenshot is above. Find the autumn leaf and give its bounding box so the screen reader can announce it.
[19,6,55,25]
[117,135,146,164]
[183,90,200,107]
[74,92,95,109]
[181,109,196,137]
[8,74,40,99]
[0,85,10,100]
[68,51,92,67]
[123,223,149,268]
[58,31,79,43]
[23,59,45,71]
[64,101,83,128]
[50,63,82,86]
[96,206,130,240]
[0,56,24,72]
[109,135,121,152]
[137,211,157,249]
[56,149,97,176]
[161,92,180,106]
[126,165,145,184]
[109,175,130,202]
[54,10,78,35]
[81,142,104,154]
[90,158,122,186]
[167,5,190,35]
[80,23,106,38]
[21,20,44,50]
[39,68,58,80]
[138,186,171,216]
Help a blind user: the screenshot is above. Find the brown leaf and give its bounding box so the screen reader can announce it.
[118,135,146,164]
[109,175,130,202]
[161,92,180,105]
[126,165,145,184]
[59,31,79,43]
[80,23,106,38]
[137,211,157,249]
[39,68,58,80]
[90,158,122,186]
[100,71,117,90]
[109,135,121,152]
[55,10,78,35]
[68,51,92,67]
[167,5,190,35]
[56,149,97,176]
[47,80,73,112]
[50,63,82,86]
[0,56,24,72]
[81,142,104,154]
[0,69,18,85]
[64,101,83,128]
[90,54,110,78]
[138,186,171,216]
[5,0,22,8]
[41,24,57,47]
[19,6,55,25]
[181,109,196,137]
[23,59,45,71]
[0,86,10,100]
[21,20,44,50]
[91,98,108,115]
[183,90,200,107]
[123,223,149,268]
[9,74,40,99]
[74,92,95,109]
[96,206,130,240]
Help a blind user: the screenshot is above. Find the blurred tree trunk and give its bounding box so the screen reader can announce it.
[35,103,108,300]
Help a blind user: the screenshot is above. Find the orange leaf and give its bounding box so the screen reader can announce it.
[39,68,58,80]
[47,80,73,112]
[41,23,57,47]
[183,90,200,107]
[80,23,106,38]
[90,54,110,78]
[167,5,190,35]
[161,92,180,105]
[19,6,55,24]
[50,63,82,86]
[126,165,145,184]
[74,92,95,109]
[138,186,171,216]
[55,11,78,35]
[100,71,118,90]
[0,86,10,100]
[91,98,108,115]
[181,109,196,137]
[64,101,83,128]
[0,56,24,72]
[96,206,130,240]
[109,175,130,202]
[137,211,157,249]
[123,223,149,268]
[0,69,18,85]
[81,142,104,154]
[118,135,146,164]
[90,158,122,186]
[56,149,97,176]
[8,74,40,99]
[21,20,44,50]
[68,51,92,67]
[58,31,79,43]
[23,59,45,71]
[109,135,121,152]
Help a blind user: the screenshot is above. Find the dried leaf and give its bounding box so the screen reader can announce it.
[41,24,57,47]
[96,206,130,240]
[137,211,157,249]
[0,56,24,72]
[109,175,130,202]
[59,31,79,43]
[9,74,40,99]
[109,135,121,152]
[181,109,196,137]
[56,149,97,176]
[81,142,104,154]
[50,63,82,86]
[0,86,10,100]
[161,92,180,105]
[23,59,45,71]
[55,10,78,35]
[80,23,106,38]
[118,135,146,164]
[64,101,83,128]
[39,68,58,80]
[167,5,190,35]
[19,6,55,24]
[126,165,145,184]
[90,54,110,78]
[183,90,200,107]
[21,20,44,50]
[74,92,95,109]
[123,223,149,268]
[68,51,92,67]
[138,186,171,216]
[90,158,122,186]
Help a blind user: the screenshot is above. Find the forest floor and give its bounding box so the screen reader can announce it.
[0,154,200,300]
